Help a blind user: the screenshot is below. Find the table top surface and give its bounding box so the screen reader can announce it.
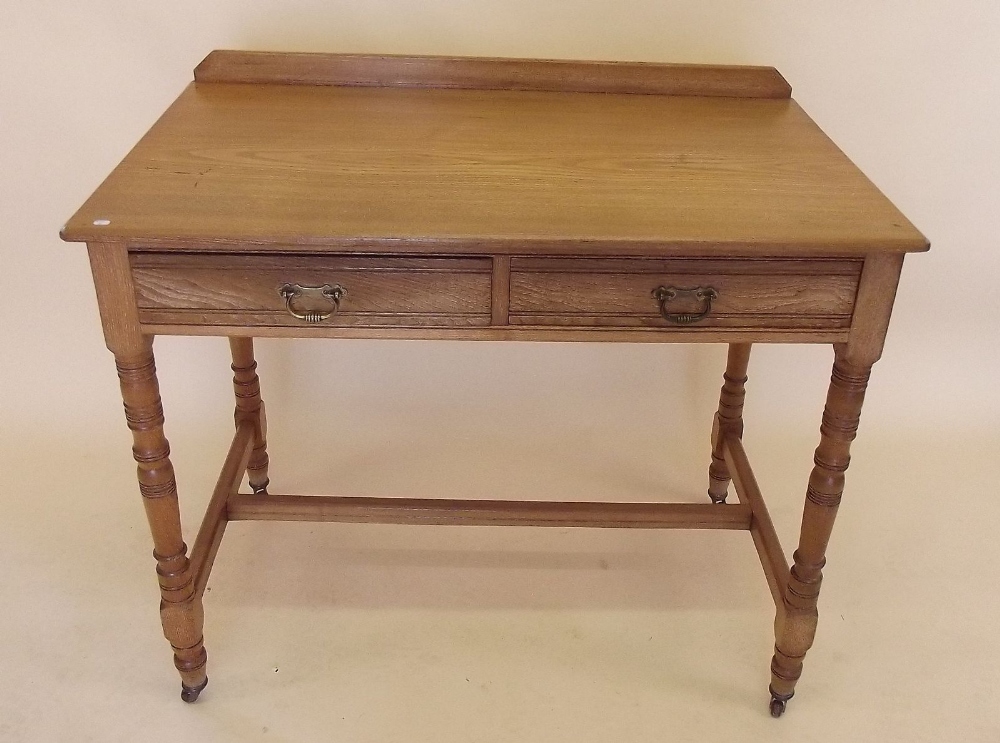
[62,51,927,256]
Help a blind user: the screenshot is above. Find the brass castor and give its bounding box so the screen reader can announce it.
[250,479,270,495]
[181,677,208,703]
[708,492,727,505]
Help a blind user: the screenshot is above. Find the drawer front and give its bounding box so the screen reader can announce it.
[131,253,493,328]
[509,258,861,329]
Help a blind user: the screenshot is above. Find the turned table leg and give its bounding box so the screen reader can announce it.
[768,349,872,717]
[763,254,902,716]
[708,343,752,504]
[229,337,269,494]
[116,344,208,702]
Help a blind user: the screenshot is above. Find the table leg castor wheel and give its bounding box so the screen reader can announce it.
[181,677,208,703]
[768,691,792,718]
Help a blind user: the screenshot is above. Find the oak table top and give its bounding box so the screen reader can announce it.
[62,50,927,256]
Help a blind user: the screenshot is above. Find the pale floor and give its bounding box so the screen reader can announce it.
[2,392,997,742]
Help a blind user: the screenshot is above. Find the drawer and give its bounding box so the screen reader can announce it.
[509,258,862,329]
[130,253,493,328]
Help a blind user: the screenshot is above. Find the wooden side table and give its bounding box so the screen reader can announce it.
[61,51,928,716]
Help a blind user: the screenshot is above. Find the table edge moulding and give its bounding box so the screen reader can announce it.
[61,50,928,718]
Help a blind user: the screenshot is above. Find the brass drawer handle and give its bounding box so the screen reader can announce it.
[652,285,718,324]
[278,283,346,323]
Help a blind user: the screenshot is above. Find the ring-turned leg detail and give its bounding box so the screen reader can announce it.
[116,345,208,696]
[229,337,269,494]
[708,343,752,504]
[769,350,872,713]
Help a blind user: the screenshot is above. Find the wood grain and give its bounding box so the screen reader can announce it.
[87,241,145,354]
[194,50,793,98]
[510,257,863,274]
[229,338,269,494]
[509,260,859,328]
[130,253,492,328]
[140,310,492,329]
[138,323,852,344]
[189,424,253,598]
[61,80,928,254]
[845,253,904,366]
[114,344,207,695]
[491,255,511,325]
[227,494,752,530]
[770,349,873,709]
[723,434,790,606]
[708,343,752,504]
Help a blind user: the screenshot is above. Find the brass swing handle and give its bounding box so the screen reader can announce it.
[652,286,718,324]
[278,283,346,323]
